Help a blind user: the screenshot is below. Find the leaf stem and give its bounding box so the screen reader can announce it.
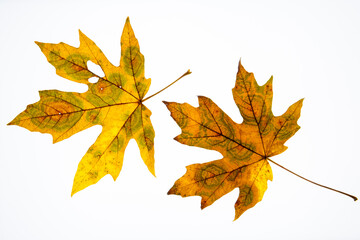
[267,158,358,201]
[142,70,192,102]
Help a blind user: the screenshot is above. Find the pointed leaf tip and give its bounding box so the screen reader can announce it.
[168,187,175,195]
[268,75,273,83]
[35,41,43,49]
[78,29,84,36]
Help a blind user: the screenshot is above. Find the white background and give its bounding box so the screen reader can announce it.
[1,0,359,239]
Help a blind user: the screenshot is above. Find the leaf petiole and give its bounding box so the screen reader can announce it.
[267,158,358,201]
[142,70,191,102]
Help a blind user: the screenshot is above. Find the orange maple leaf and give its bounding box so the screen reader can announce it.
[165,61,304,220]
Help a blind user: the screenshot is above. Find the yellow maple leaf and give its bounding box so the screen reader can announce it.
[164,61,304,220]
[8,17,190,196]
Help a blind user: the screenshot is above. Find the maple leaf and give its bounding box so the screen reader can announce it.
[164,61,304,220]
[8,17,179,196]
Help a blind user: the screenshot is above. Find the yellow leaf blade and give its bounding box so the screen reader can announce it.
[35,40,95,85]
[71,123,132,196]
[8,90,102,143]
[131,104,155,176]
[119,17,150,99]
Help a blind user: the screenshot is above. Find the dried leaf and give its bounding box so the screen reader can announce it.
[165,61,303,220]
[9,18,156,196]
